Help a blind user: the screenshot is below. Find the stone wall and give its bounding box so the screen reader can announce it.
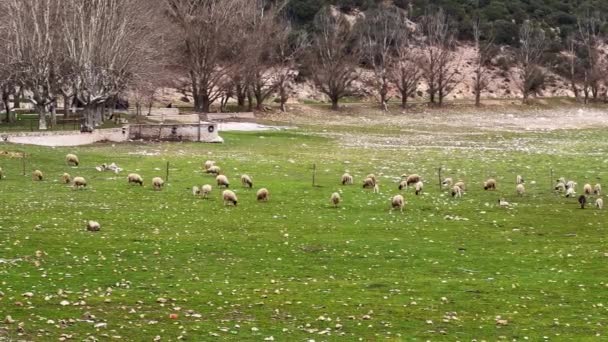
[2,128,128,147]
[128,123,222,143]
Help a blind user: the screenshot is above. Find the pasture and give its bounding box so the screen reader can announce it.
[1,116,608,340]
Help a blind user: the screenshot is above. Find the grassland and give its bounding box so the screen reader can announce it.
[1,109,608,340]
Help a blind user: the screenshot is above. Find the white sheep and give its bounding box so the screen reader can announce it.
[204,160,215,170]
[516,175,524,184]
[72,176,87,189]
[454,181,466,191]
[216,175,230,188]
[65,154,79,166]
[555,182,566,192]
[566,180,577,191]
[86,220,100,232]
[414,181,423,195]
[596,198,603,210]
[201,184,212,198]
[403,174,421,186]
[256,188,269,202]
[373,183,380,194]
[330,192,341,208]
[451,185,462,198]
[206,165,221,175]
[483,178,497,191]
[365,174,377,185]
[516,183,525,196]
[594,184,602,196]
[152,177,164,191]
[61,173,71,184]
[441,177,453,188]
[128,173,144,186]
[363,177,376,189]
[565,187,576,198]
[583,183,593,195]
[398,180,408,190]
[241,174,253,188]
[391,194,405,212]
[192,186,201,196]
[222,190,238,206]
[341,173,354,185]
[498,198,510,208]
[32,170,43,181]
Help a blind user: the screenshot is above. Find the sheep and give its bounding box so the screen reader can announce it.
[152,177,164,191]
[192,186,201,196]
[86,220,101,232]
[596,198,603,210]
[341,173,354,185]
[516,175,524,185]
[441,177,453,188]
[578,195,587,209]
[398,180,408,190]
[483,178,497,191]
[404,174,421,186]
[128,173,144,186]
[566,181,577,191]
[555,182,566,192]
[594,184,602,196]
[498,198,510,207]
[201,184,212,198]
[451,185,462,198]
[565,187,576,198]
[203,160,215,170]
[363,177,376,189]
[72,176,87,189]
[414,181,423,195]
[330,192,341,208]
[32,170,43,181]
[256,188,269,202]
[584,183,593,195]
[206,165,221,175]
[373,183,380,194]
[65,154,79,166]
[516,183,525,196]
[216,175,230,188]
[241,174,253,188]
[557,177,566,184]
[365,174,377,185]
[454,181,466,191]
[391,194,405,212]
[61,173,71,184]
[222,190,238,206]
[0,167,3,179]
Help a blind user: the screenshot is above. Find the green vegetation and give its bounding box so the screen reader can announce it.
[1,119,608,340]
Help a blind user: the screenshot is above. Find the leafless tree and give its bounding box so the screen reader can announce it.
[516,21,546,104]
[164,0,246,113]
[578,11,604,103]
[308,7,359,110]
[388,23,421,110]
[420,8,461,106]
[565,35,581,101]
[471,20,495,107]
[273,23,308,112]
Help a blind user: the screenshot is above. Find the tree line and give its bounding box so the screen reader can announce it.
[0,0,607,130]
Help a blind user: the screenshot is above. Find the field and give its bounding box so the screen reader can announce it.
[1,106,608,341]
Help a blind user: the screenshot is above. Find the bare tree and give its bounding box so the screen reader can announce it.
[472,20,495,107]
[578,11,604,103]
[358,6,407,111]
[565,35,581,101]
[164,0,246,113]
[516,21,546,104]
[389,28,421,109]
[420,8,461,106]
[273,23,308,112]
[308,7,359,110]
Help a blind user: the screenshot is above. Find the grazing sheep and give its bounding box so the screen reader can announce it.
[565,187,576,198]
[201,184,212,198]
[365,174,377,185]
[595,198,603,210]
[398,180,408,190]
[498,198,510,207]
[557,177,566,184]
[222,190,238,206]
[404,174,421,186]
[516,184,525,196]
[86,220,100,232]
[128,173,144,186]
[584,183,593,195]
[216,175,230,188]
[341,173,354,185]
[363,177,376,189]
[483,178,497,191]
[152,177,164,190]
[441,177,453,188]
[72,176,87,189]
[32,170,43,181]
[594,184,602,196]
[452,185,462,198]
[454,181,466,191]
[391,194,405,212]
[578,195,587,209]
[566,181,577,191]
[206,165,221,175]
[516,175,524,184]
[330,192,341,208]
[204,160,215,170]
[192,186,201,196]
[414,181,423,195]
[555,182,566,192]
[65,154,79,166]
[256,188,269,202]
[241,174,253,188]
[61,173,71,184]
[373,183,380,194]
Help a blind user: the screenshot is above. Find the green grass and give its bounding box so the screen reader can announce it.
[1,127,607,341]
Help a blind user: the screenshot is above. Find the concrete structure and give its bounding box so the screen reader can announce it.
[206,112,255,122]
[128,122,222,143]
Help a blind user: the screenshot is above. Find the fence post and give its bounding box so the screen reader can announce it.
[166,161,170,183]
[438,167,442,191]
[312,163,316,187]
[22,152,26,176]
[550,168,554,191]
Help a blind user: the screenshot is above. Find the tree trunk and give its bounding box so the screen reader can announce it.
[14,88,22,109]
[191,72,200,111]
[401,92,408,109]
[83,105,96,131]
[63,94,72,118]
[254,91,264,111]
[201,93,211,113]
[50,99,57,128]
[246,90,253,112]
[236,83,246,109]
[36,104,48,130]
[279,88,288,112]
[475,89,481,107]
[331,97,339,111]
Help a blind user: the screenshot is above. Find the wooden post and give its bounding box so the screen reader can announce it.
[166,161,170,183]
[312,163,316,187]
[550,168,554,191]
[438,167,442,191]
[22,152,26,176]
